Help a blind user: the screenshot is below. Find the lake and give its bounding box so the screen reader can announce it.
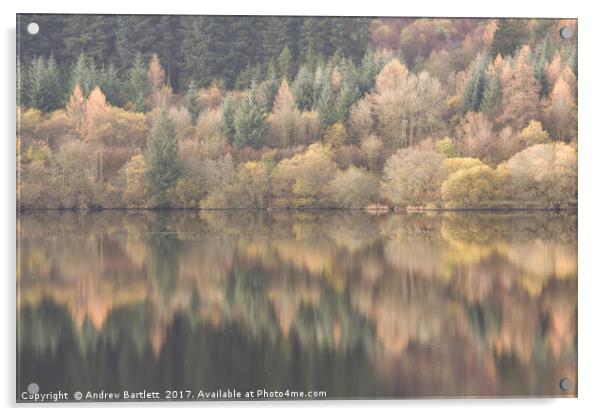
[17,210,577,400]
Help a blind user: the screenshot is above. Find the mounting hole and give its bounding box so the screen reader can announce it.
[27,382,39,394]
[560,26,573,39]
[559,377,573,391]
[27,22,39,35]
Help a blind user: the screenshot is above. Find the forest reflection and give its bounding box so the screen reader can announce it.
[17,210,577,398]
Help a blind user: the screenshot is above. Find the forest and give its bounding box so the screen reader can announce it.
[16,16,578,210]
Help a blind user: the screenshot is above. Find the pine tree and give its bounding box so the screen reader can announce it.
[145,111,182,206]
[45,55,64,110]
[127,53,151,112]
[24,56,63,112]
[180,16,214,87]
[533,37,553,98]
[463,54,489,112]
[71,53,97,97]
[221,94,238,144]
[233,85,268,148]
[63,15,117,65]
[292,65,315,111]
[299,18,331,62]
[278,46,292,81]
[115,16,183,89]
[98,64,122,106]
[358,48,394,94]
[259,61,280,111]
[336,63,361,121]
[480,74,502,116]
[317,68,338,125]
[261,17,293,64]
[490,19,529,58]
[185,81,201,124]
[25,57,49,111]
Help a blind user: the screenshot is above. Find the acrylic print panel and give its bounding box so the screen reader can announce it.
[16,14,577,401]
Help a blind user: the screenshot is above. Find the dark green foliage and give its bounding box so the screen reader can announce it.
[336,61,361,121]
[233,86,268,148]
[278,46,293,81]
[259,65,280,111]
[533,38,553,98]
[185,81,201,124]
[463,54,489,112]
[180,16,215,88]
[98,64,122,106]
[358,48,394,94]
[317,68,338,125]
[116,16,183,89]
[24,56,63,112]
[44,56,63,110]
[292,65,315,111]
[221,94,238,144]
[63,15,117,65]
[127,53,151,112]
[480,75,502,115]
[261,17,294,62]
[71,53,97,97]
[25,57,49,111]
[490,19,529,58]
[18,15,373,96]
[235,63,262,90]
[145,112,182,206]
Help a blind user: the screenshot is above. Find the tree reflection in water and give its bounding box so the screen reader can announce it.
[17,210,577,398]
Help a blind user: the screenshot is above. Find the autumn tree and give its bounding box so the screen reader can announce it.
[82,87,110,143]
[273,143,337,207]
[147,53,170,108]
[123,154,148,207]
[269,79,301,146]
[382,149,445,207]
[455,112,495,160]
[361,135,384,172]
[372,60,446,147]
[441,165,502,208]
[349,97,374,139]
[65,85,86,137]
[54,140,101,209]
[520,120,550,147]
[506,143,577,207]
[329,166,379,208]
[497,46,541,129]
[544,77,577,142]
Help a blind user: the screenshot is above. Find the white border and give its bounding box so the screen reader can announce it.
[2,1,601,415]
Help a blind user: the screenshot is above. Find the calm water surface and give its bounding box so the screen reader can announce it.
[17,211,577,400]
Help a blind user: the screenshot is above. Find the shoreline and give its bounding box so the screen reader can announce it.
[16,206,578,213]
